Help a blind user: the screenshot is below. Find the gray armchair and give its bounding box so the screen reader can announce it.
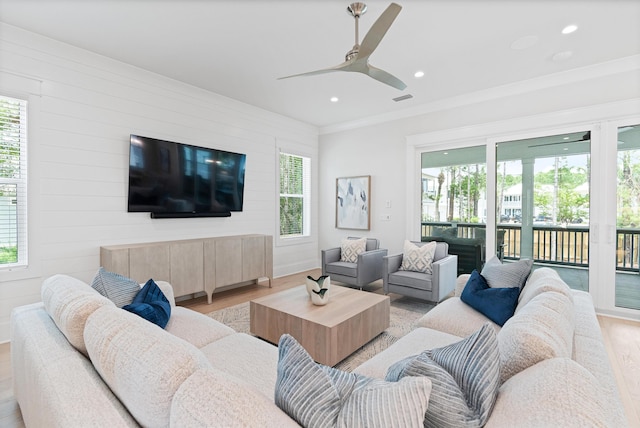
[321,237,388,289]
[383,241,458,303]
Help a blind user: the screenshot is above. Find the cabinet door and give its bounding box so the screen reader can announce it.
[215,238,243,286]
[129,245,171,283]
[170,241,204,296]
[242,235,265,281]
[100,247,130,277]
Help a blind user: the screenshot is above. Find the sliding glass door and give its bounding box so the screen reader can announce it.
[615,124,640,310]
[495,131,591,291]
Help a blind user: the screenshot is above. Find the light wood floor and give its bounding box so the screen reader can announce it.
[1,268,639,427]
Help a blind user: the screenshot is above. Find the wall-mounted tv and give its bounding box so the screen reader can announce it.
[127,135,246,218]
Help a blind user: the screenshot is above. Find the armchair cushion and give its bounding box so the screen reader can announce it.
[389,270,433,291]
[340,237,367,263]
[400,240,437,274]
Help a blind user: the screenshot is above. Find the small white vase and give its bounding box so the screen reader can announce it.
[311,287,330,305]
[305,275,330,298]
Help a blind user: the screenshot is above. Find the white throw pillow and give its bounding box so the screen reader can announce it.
[400,240,437,274]
[340,237,367,263]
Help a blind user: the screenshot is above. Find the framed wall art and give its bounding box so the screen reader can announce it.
[336,175,371,230]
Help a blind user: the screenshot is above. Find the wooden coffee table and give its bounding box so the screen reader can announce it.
[250,284,390,366]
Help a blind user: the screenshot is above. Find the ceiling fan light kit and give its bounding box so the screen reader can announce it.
[278,2,407,90]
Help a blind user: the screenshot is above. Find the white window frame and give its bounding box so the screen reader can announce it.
[0,94,28,270]
[277,148,311,245]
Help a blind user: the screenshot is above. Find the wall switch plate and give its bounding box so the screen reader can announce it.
[380,214,391,221]
[385,200,391,208]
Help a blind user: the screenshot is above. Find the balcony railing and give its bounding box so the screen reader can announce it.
[421,221,640,272]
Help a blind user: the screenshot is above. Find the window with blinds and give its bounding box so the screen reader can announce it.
[279,152,310,238]
[0,95,28,268]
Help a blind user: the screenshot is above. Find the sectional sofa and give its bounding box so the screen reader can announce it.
[11,268,626,427]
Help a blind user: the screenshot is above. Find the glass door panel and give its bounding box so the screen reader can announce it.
[496,131,591,291]
[420,146,487,273]
[615,124,640,310]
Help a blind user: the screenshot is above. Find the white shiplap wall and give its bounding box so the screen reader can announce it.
[0,23,319,342]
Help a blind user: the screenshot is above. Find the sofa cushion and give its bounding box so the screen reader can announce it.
[91,267,141,308]
[481,257,533,289]
[200,333,280,400]
[388,270,432,291]
[41,274,115,356]
[166,306,235,348]
[517,267,574,311]
[386,323,500,428]
[400,240,437,274]
[275,334,431,428]
[416,296,501,338]
[498,291,575,383]
[170,368,299,428]
[340,237,366,263]
[486,358,613,428]
[460,270,520,326]
[353,327,462,379]
[84,305,211,428]
[123,279,171,328]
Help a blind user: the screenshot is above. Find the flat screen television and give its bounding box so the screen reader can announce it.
[127,135,246,218]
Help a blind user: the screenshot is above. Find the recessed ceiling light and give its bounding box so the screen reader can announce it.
[443,152,449,155]
[563,147,569,151]
[330,96,339,103]
[562,25,578,34]
[552,50,573,62]
[563,136,570,140]
[414,70,425,78]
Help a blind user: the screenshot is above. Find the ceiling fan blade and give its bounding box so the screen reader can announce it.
[278,60,353,80]
[357,2,402,60]
[365,63,407,90]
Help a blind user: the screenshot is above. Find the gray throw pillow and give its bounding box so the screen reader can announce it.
[481,257,533,289]
[275,334,432,428]
[386,323,500,428]
[91,267,140,308]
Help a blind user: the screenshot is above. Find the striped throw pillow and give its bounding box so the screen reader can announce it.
[91,267,141,308]
[275,334,432,428]
[386,323,500,428]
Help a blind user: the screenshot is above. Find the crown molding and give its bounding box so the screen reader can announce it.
[320,54,640,136]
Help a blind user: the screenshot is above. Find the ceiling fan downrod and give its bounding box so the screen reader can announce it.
[346,2,367,61]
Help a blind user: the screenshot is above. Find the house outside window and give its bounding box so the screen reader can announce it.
[279,152,310,239]
[0,95,28,268]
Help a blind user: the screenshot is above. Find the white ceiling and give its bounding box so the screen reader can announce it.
[1,0,639,129]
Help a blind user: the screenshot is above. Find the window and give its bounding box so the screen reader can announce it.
[0,95,28,268]
[279,151,310,239]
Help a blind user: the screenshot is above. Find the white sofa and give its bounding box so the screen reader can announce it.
[11,269,627,427]
[355,267,628,427]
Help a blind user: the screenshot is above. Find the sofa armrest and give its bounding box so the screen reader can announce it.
[357,248,388,285]
[454,274,471,297]
[431,254,458,302]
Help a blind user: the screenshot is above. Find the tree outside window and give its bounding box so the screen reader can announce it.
[279,152,310,238]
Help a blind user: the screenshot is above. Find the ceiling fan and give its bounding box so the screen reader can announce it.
[278,2,406,90]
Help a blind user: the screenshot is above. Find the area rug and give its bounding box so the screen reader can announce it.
[206,296,435,371]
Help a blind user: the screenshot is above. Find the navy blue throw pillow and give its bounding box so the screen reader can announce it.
[123,279,171,329]
[460,270,520,326]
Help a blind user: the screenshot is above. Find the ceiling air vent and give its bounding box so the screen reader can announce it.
[392,94,413,102]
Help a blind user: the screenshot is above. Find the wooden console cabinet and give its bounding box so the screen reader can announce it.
[100,234,273,303]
